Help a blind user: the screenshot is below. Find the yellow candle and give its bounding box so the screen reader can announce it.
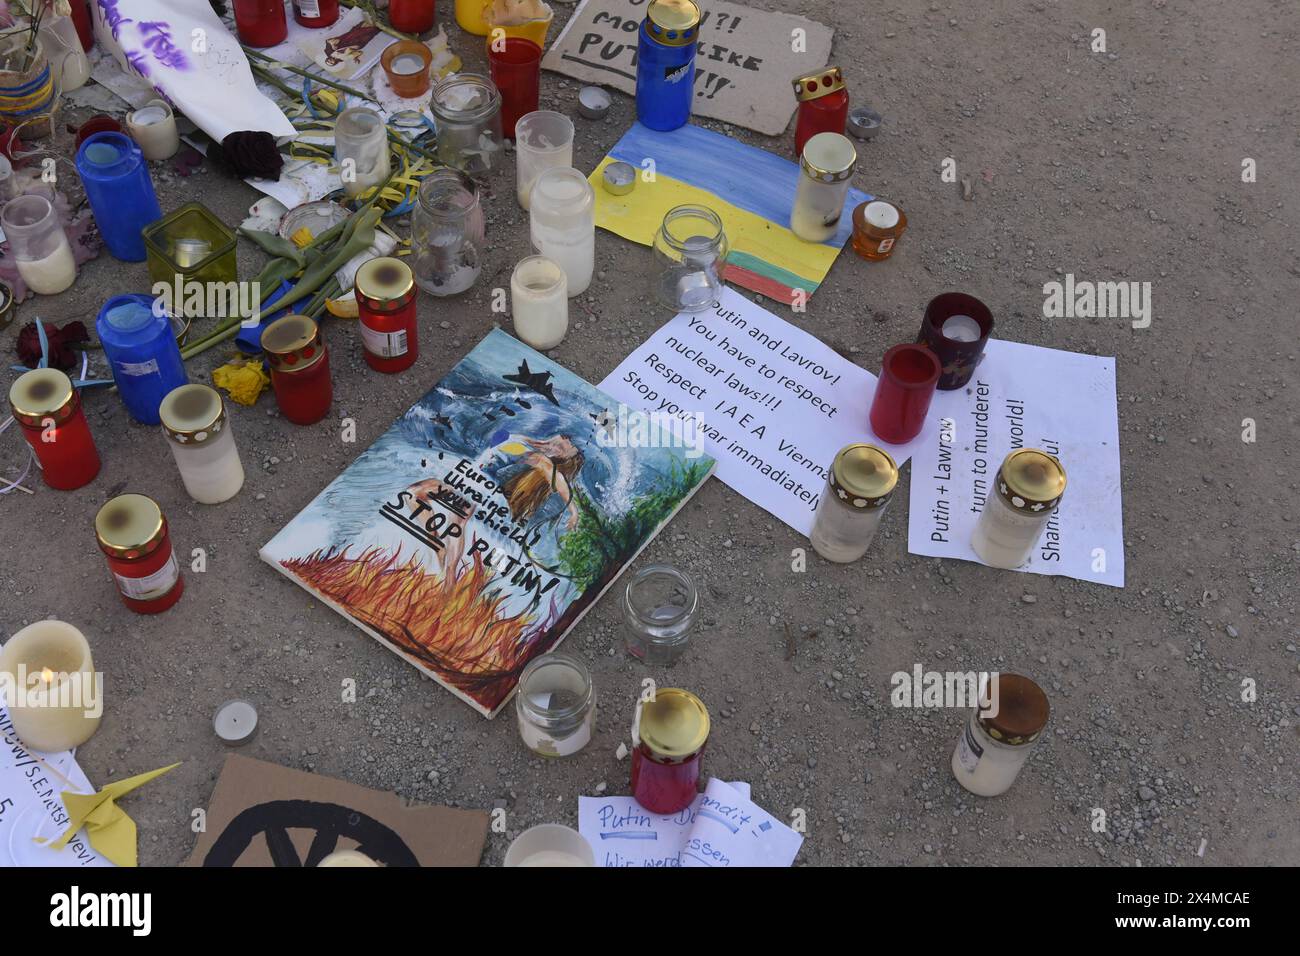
[318,850,380,867]
[0,621,102,752]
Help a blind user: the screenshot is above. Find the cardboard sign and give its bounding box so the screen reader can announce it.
[542,0,834,136]
[186,755,489,867]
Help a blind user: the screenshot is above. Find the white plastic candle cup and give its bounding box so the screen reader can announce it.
[510,255,568,349]
[528,166,594,297]
[514,110,574,210]
[126,100,180,161]
[0,620,102,752]
[503,824,595,867]
[1,195,77,295]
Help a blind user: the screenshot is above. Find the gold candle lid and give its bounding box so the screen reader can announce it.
[159,384,227,447]
[646,0,701,44]
[639,688,709,761]
[978,673,1050,745]
[262,314,325,373]
[95,493,168,560]
[792,66,845,102]
[829,443,898,509]
[355,257,415,311]
[8,367,78,427]
[997,449,1067,512]
[800,132,857,182]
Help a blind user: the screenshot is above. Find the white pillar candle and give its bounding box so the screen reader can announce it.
[510,255,568,350]
[941,314,982,343]
[529,167,595,297]
[159,384,246,504]
[126,100,180,161]
[0,621,102,753]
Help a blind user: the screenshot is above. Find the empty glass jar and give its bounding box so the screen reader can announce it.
[515,654,595,758]
[623,565,698,666]
[431,73,504,177]
[651,204,728,312]
[514,110,574,210]
[529,166,594,297]
[412,169,484,296]
[335,107,391,199]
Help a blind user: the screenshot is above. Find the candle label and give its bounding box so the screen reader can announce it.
[360,325,409,359]
[296,0,322,15]
[116,358,161,377]
[114,551,180,601]
[877,238,895,254]
[956,718,983,773]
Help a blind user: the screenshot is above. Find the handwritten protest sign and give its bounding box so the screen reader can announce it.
[906,340,1125,587]
[542,0,834,135]
[600,288,929,536]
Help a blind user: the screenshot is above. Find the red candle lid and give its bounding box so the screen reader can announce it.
[9,367,78,427]
[262,314,325,374]
[355,257,416,312]
[95,493,167,560]
[792,66,845,102]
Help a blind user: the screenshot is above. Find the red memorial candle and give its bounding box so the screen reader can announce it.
[95,494,184,614]
[792,66,849,158]
[630,689,709,815]
[232,0,288,47]
[8,368,101,491]
[356,257,419,374]
[488,37,542,139]
[389,0,436,35]
[868,343,941,445]
[262,315,334,425]
[292,0,339,29]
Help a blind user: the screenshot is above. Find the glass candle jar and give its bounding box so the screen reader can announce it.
[635,0,701,132]
[1,195,77,295]
[412,169,484,296]
[292,0,339,28]
[335,107,392,199]
[918,292,994,391]
[510,255,568,350]
[431,73,504,177]
[631,688,709,814]
[96,294,188,426]
[651,204,728,312]
[622,564,698,666]
[262,314,333,425]
[792,66,848,157]
[75,132,162,262]
[852,200,907,261]
[159,384,246,504]
[489,37,542,140]
[791,132,857,242]
[389,0,436,34]
[515,653,595,758]
[125,99,180,161]
[381,39,433,99]
[529,166,594,297]
[232,0,288,47]
[810,443,898,563]
[513,109,573,210]
[8,367,101,490]
[868,343,941,445]
[356,256,419,372]
[971,449,1067,570]
[95,493,184,614]
[951,673,1050,797]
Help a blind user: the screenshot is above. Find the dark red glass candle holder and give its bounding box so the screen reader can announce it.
[917,292,994,390]
[869,343,941,445]
[232,0,288,48]
[488,37,542,139]
[389,0,436,35]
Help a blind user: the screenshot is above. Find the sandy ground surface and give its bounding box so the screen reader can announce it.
[2,0,1298,867]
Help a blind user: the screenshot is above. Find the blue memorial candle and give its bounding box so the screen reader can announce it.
[96,294,187,425]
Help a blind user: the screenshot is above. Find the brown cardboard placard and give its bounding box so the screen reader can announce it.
[542,0,834,136]
[185,754,489,867]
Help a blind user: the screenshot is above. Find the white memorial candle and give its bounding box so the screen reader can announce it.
[510,255,568,350]
[126,101,180,161]
[0,620,101,752]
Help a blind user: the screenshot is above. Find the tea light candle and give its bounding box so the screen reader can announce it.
[0,621,102,753]
[577,85,610,120]
[213,698,258,746]
[602,160,636,196]
[126,101,180,161]
[941,314,982,343]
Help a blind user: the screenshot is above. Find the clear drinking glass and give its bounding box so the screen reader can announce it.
[412,168,485,296]
[622,565,699,666]
[431,73,504,177]
[651,204,728,312]
[514,110,574,210]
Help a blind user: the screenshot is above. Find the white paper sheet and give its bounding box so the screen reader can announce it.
[0,700,111,867]
[905,339,1124,587]
[599,288,928,536]
[680,778,803,868]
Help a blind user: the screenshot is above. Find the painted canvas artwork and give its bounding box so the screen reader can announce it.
[260,330,714,717]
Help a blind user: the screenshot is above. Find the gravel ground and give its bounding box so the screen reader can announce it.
[3,0,1298,867]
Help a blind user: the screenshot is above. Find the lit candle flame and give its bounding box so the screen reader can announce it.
[40,667,54,684]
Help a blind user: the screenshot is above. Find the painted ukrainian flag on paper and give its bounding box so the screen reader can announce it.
[590,122,871,306]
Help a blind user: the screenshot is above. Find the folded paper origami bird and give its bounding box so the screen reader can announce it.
[39,763,181,867]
